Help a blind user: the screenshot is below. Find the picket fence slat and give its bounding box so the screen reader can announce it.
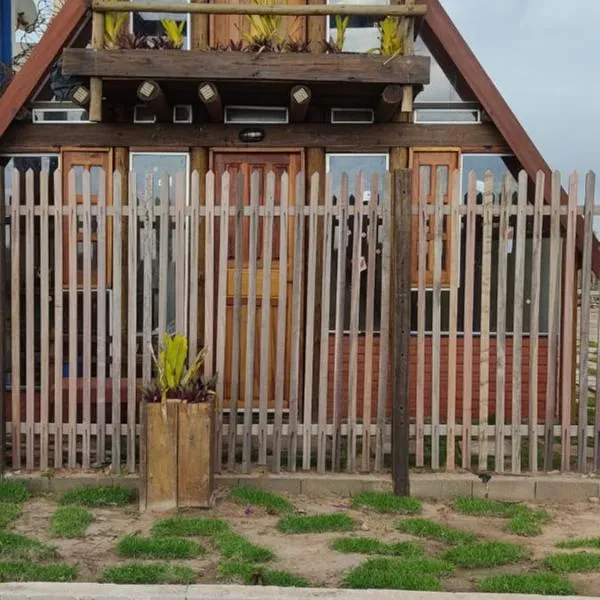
[127,172,138,473]
[82,170,93,470]
[96,174,107,465]
[203,171,215,374]
[53,170,64,469]
[25,171,34,470]
[39,170,50,470]
[157,172,169,339]
[142,173,154,384]
[10,169,20,469]
[67,169,78,469]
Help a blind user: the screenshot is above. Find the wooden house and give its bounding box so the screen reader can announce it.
[0,0,598,474]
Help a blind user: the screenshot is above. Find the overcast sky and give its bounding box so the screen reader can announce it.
[440,0,600,176]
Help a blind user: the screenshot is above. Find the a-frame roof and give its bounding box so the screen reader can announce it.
[0,0,598,274]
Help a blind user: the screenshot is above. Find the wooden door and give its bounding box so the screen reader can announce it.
[61,149,113,288]
[410,149,460,286]
[213,151,302,409]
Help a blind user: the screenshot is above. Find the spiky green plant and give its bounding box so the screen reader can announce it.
[161,19,185,48]
[104,11,128,48]
[242,0,282,51]
[375,16,403,57]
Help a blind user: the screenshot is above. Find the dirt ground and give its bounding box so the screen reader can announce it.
[11,489,600,595]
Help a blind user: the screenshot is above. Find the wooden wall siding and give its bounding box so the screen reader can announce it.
[1,166,598,474]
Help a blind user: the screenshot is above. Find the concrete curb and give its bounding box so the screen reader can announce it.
[9,471,600,504]
[0,584,592,600]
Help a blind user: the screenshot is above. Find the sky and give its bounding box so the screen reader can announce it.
[440,0,600,176]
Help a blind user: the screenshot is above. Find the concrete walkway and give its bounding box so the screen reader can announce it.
[0,584,592,600]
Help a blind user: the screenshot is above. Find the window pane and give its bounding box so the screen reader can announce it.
[132,0,189,48]
[327,0,388,53]
[461,155,516,203]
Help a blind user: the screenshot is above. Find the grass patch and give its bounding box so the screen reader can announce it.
[507,511,548,537]
[278,513,356,534]
[152,517,229,538]
[0,561,76,583]
[556,537,600,549]
[478,573,575,595]
[352,492,422,514]
[545,551,600,573]
[101,562,196,584]
[230,486,293,514]
[61,486,134,507]
[452,497,522,518]
[214,530,274,563]
[49,507,91,538]
[0,481,29,504]
[397,518,476,545]
[0,531,57,561]
[343,557,452,591]
[117,535,205,559]
[0,504,21,529]
[443,541,528,568]
[331,537,423,557]
[219,562,310,587]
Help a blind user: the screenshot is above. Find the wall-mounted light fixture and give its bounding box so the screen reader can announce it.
[239,128,265,143]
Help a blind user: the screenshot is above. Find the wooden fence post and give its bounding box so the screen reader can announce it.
[392,169,412,496]
[0,167,5,474]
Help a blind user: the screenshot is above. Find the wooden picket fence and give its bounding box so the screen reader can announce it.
[0,166,599,475]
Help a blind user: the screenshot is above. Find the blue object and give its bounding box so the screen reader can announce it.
[0,0,12,67]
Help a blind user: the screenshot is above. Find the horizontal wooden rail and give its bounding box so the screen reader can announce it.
[91,0,427,16]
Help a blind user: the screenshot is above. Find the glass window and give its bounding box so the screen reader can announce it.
[131,0,190,49]
[326,153,388,332]
[130,153,189,335]
[461,155,517,203]
[326,0,388,53]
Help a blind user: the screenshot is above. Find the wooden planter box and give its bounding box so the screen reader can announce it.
[140,399,214,511]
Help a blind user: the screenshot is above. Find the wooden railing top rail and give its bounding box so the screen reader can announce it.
[91,0,428,17]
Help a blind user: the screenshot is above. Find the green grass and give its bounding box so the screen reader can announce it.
[556,537,600,549]
[152,517,229,538]
[351,492,422,514]
[396,518,476,545]
[214,530,274,563]
[230,486,293,514]
[331,537,423,557]
[507,511,548,537]
[0,481,29,504]
[478,573,575,595]
[278,513,356,534]
[0,561,77,583]
[545,552,600,573]
[343,557,453,591]
[61,486,134,507]
[0,504,21,529]
[0,531,57,561]
[49,507,91,538]
[219,562,310,587]
[100,563,197,584]
[452,497,523,518]
[117,535,206,559]
[443,541,528,568]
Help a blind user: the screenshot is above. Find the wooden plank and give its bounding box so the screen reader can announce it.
[446,169,460,470]
[127,172,138,473]
[25,170,34,470]
[39,169,50,470]
[478,170,493,471]
[111,172,123,473]
[67,168,78,469]
[188,172,200,362]
[0,168,4,473]
[561,172,578,471]
[259,172,275,467]
[511,170,527,474]
[331,174,348,472]
[375,172,392,472]
[242,171,260,474]
[495,174,511,473]
[362,173,379,472]
[142,173,154,383]
[273,174,289,474]
[227,172,244,471]
[214,172,230,473]
[415,168,427,467]
[81,169,93,469]
[157,171,169,338]
[96,173,107,465]
[461,170,477,469]
[53,170,64,469]
[288,173,305,472]
[529,171,545,473]
[175,172,186,335]
[578,172,595,472]
[392,169,412,496]
[3,123,508,153]
[544,171,562,470]
[203,171,215,373]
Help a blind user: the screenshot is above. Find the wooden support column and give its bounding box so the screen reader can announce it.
[115,147,129,363]
[198,82,223,122]
[307,0,326,50]
[400,0,415,114]
[137,80,171,123]
[290,85,312,123]
[191,0,210,49]
[90,12,104,122]
[376,85,403,123]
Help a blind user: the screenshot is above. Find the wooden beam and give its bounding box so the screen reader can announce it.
[92,1,427,16]
[90,12,104,122]
[1,123,508,151]
[376,84,403,123]
[197,82,223,122]
[62,49,431,86]
[289,85,312,123]
[137,80,171,122]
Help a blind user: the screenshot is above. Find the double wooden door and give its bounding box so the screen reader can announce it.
[213,151,302,409]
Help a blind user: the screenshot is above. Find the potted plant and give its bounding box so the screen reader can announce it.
[140,334,217,511]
